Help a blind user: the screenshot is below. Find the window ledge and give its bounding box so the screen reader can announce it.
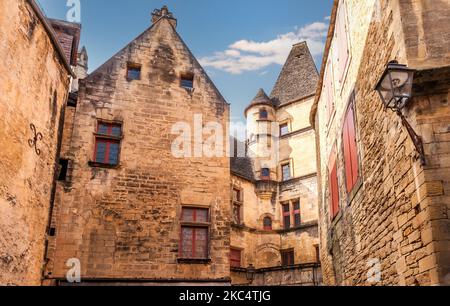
[88,161,120,169]
[177,258,211,265]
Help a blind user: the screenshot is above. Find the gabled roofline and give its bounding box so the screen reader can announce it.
[309,0,339,127]
[27,0,76,78]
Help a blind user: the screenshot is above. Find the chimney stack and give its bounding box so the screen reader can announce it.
[151,5,177,28]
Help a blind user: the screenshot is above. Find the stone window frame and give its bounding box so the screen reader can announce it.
[259,108,269,120]
[178,205,211,264]
[279,120,291,137]
[263,216,273,231]
[260,167,271,181]
[280,159,294,182]
[231,186,244,226]
[126,62,142,81]
[89,119,124,169]
[280,198,303,231]
[340,89,363,205]
[180,72,195,92]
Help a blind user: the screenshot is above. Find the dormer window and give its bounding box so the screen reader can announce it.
[259,109,268,120]
[181,73,194,90]
[127,63,141,80]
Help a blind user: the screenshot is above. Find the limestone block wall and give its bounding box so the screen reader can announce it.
[314,0,450,285]
[0,0,71,285]
[45,18,231,283]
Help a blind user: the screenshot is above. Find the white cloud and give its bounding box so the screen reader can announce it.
[199,19,329,74]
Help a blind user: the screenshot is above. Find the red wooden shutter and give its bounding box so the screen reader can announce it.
[329,148,339,219]
[230,249,241,268]
[343,101,359,193]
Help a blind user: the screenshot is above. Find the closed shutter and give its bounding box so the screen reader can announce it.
[329,147,340,219]
[337,1,349,82]
[342,99,359,193]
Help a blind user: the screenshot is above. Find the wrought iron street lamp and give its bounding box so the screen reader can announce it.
[375,60,426,165]
[246,264,256,284]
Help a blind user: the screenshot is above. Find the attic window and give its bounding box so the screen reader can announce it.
[127,63,141,80]
[181,74,194,90]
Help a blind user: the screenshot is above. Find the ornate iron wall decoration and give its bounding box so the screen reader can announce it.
[28,123,43,156]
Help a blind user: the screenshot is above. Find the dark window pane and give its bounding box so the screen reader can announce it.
[98,124,109,135]
[95,142,107,163]
[108,143,120,165]
[194,228,208,258]
[181,227,193,258]
[284,216,291,229]
[111,126,122,137]
[263,217,272,230]
[127,67,141,80]
[196,209,209,223]
[293,201,300,211]
[294,214,301,227]
[181,78,194,89]
[283,204,290,213]
[261,168,270,178]
[182,208,195,222]
[260,109,268,119]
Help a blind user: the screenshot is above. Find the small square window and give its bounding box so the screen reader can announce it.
[127,64,141,80]
[280,123,289,136]
[181,74,194,90]
[259,109,268,120]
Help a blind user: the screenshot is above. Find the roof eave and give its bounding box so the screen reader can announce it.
[309,0,339,128]
[27,0,76,78]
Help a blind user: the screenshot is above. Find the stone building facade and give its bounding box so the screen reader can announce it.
[43,7,231,285]
[230,43,321,286]
[0,0,78,285]
[311,0,450,285]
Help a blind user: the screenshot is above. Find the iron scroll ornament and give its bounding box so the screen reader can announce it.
[28,123,43,156]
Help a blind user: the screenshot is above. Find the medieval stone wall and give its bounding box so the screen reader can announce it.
[0,0,71,285]
[315,0,450,286]
[45,17,231,283]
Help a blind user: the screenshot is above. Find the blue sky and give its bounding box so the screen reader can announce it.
[37,0,333,122]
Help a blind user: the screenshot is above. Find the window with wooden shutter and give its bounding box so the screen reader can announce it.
[336,0,350,83]
[329,147,340,219]
[230,248,242,268]
[342,95,359,194]
[281,249,295,266]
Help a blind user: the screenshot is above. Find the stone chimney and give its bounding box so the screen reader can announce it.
[151,5,177,28]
